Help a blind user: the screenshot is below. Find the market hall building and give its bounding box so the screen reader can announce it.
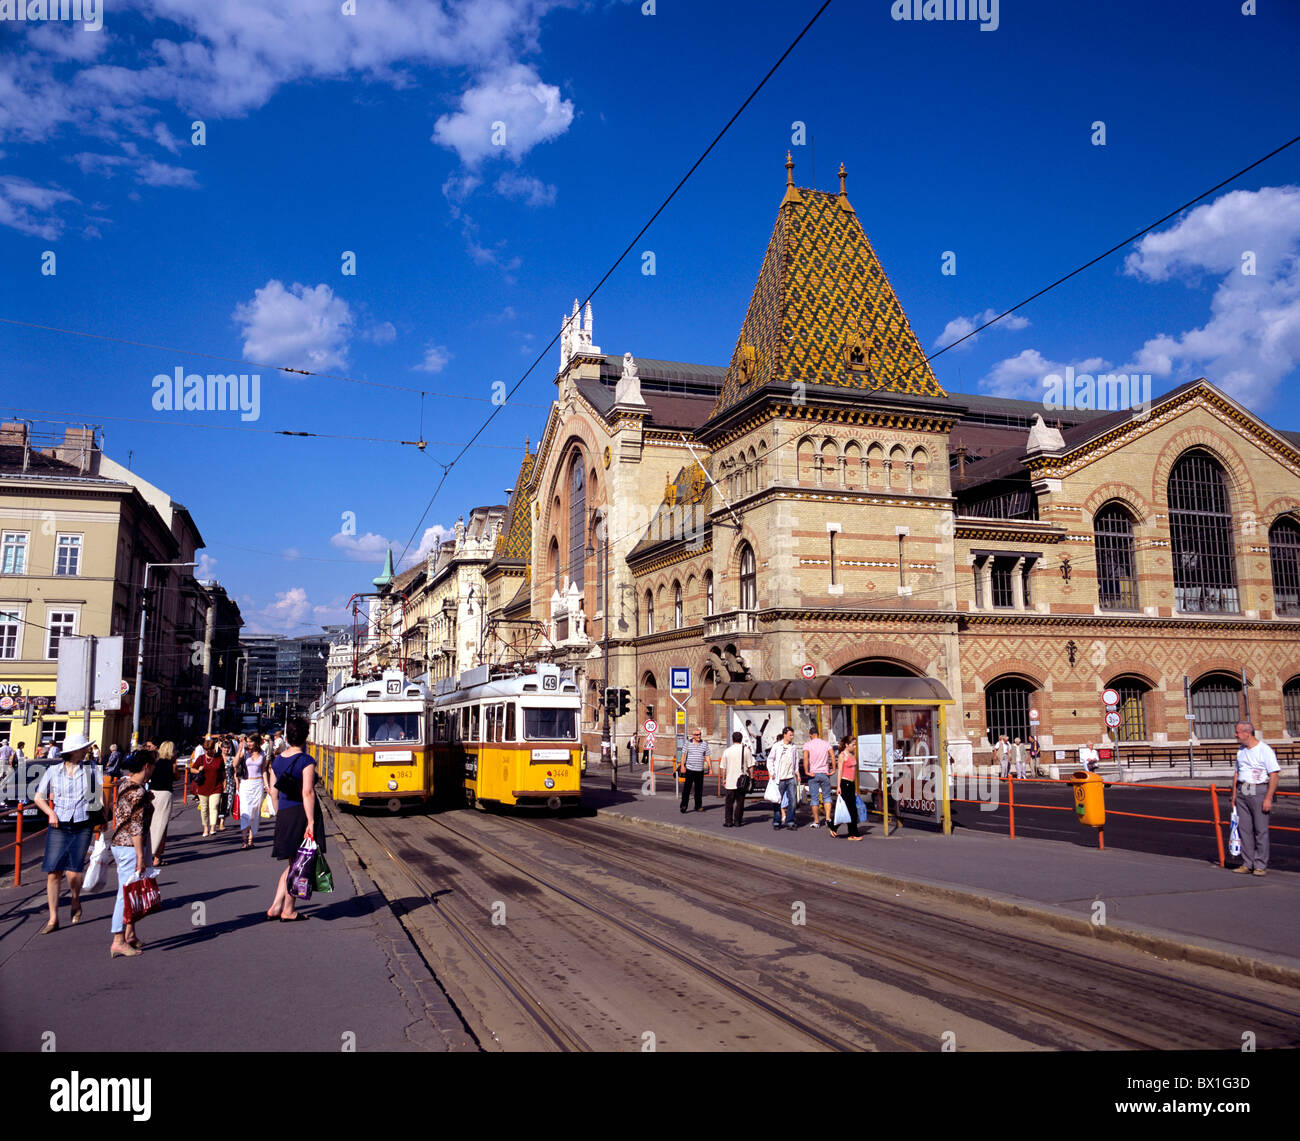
[479,159,1300,769]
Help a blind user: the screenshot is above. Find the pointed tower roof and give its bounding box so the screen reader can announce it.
[372,548,395,589]
[706,158,945,425]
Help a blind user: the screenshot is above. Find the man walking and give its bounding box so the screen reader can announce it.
[996,734,1011,780]
[1231,721,1279,876]
[679,728,709,813]
[1011,736,1027,780]
[720,731,751,828]
[803,725,834,827]
[767,725,800,830]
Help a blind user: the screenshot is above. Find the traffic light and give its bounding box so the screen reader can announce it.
[616,688,631,718]
[603,687,617,713]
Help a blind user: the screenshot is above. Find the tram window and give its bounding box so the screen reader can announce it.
[485,704,497,743]
[505,702,516,742]
[523,706,577,741]
[470,704,480,741]
[350,711,359,747]
[461,706,470,740]
[368,712,420,744]
[493,703,504,742]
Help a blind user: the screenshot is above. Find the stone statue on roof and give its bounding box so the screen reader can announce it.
[1026,413,1065,455]
[615,351,645,406]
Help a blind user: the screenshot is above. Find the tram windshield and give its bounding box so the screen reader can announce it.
[367,712,421,744]
[523,706,577,741]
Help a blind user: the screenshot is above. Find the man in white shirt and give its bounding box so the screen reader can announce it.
[767,726,799,830]
[995,734,1011,779]
[720,731,752,828]
[1231,721,1280,876]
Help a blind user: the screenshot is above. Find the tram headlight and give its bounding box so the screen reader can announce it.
[544,777,555,789]
[387,778,398,791]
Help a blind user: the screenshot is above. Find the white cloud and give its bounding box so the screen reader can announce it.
[407,524,452,567]
[330,531,393,563]
[979,349,1108,400]
[362,320,397,344]
[933,308,1029,351]
[432,63,573,168]
[494,170,556,207]
[1121,185,1300,407]
[152,121,182,154]
[0,176,77,238]
[196,553,218,579]
[136,159,198,188]
[232,280,354,371]
[250,586,312,634]
[414,343,451,373]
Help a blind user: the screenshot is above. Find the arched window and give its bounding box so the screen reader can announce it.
[549,537,560,594]
[673,581,683,628]
[1169,452,1238,613]
[1190,673,1242,740]
[1269,517,1300,616]
[640,671,659,726]
[1285,677,1300,736]
[1109,675,1150,741]
[568,457,586,595]
[645,590,654,635]
[705,571,714,616]
[1095,503,1138,610]
[985,676,1034,744]
[738,544,756,610]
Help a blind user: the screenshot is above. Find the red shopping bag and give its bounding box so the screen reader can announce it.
[122,875,162,923]
[233,790,240,819]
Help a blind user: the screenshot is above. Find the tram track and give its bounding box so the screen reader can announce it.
[509,814,1300,1051]
[417,812,878,1051]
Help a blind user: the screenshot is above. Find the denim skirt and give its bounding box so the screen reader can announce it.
[42,821,94,874]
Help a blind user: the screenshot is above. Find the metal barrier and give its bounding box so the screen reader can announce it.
[950,775,1298,863]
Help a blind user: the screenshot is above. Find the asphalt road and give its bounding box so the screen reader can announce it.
[334,803,1300,1052]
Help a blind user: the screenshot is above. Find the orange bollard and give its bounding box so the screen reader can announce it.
[1007,774,1015,839]
[13,806,23,888]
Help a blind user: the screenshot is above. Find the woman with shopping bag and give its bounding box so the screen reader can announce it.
[108,749,156,958]
[827,738,863,841]
[266,717,324,922]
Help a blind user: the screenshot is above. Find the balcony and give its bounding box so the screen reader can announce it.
[703,610,759,639]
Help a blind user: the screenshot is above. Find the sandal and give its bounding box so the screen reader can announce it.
[70,906,83,924]
[279,913,308,922]
[40,920,59,935]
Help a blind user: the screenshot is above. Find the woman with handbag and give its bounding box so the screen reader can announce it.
[188,737,224,837]
[236,734,269,850]
[109,749,156,958]
[828,738,863,841]
[266,717,324,922]
[31,732,99,934]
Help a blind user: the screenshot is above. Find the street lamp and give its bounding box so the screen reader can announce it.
[131,560,197,747]
[587,508,614,790]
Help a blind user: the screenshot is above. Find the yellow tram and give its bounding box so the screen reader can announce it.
[431,663,582,811]
[309,670,440,809]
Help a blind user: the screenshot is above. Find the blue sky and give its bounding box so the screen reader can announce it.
[3,0,1299,636]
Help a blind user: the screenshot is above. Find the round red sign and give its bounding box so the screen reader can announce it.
[800,663,816,679]
[1102,688,1120,706]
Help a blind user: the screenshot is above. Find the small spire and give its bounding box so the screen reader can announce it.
[781,150,803,207]
[524,435,530,456]
[837,160,855,213]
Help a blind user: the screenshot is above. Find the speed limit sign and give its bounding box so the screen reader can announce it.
[1102,688,1120,707]
[644,718,658,735]
[1105,711,1121,729]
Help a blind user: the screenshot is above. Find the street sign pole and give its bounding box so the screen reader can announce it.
[1184,675,1194,778]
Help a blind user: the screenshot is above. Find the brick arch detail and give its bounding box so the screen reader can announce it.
[1083,481,1153,526]
[826,640,932,676]
[1184,657,1246,685]
[1151,429,1258,517]
[969,659,1048,693]
[1262,496,1300,529]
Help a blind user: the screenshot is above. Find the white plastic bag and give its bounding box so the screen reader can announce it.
[82,834,113,892]
[1228,807,1241,858]
[763,779,782,805]
[833,794,851,826]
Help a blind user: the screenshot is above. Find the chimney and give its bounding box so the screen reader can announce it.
[0,421,28,447]
[955,442,968,479]
[52,426,97,473]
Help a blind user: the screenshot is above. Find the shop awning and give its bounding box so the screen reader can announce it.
[711,676,953,706]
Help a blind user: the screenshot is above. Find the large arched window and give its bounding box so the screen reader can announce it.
[549,537,560,594]
[1285,677,1300,737]
[705,571,714,616]
[1169,452,1238,613]
[1190,673,1242,740]
[567,457,586,595]
[1269,517,1300,616]
[1095,503,1138,610]
[738,544,756,610]
[1109,675,1150,741]
[673,581,683,628]
[985,676,1033,744]
[644,590,654,635]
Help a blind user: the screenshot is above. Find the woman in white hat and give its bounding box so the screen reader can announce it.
[32,732,101,933]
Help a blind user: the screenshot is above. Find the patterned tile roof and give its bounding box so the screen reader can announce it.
[490,445,536,570]
[707,163,946,424]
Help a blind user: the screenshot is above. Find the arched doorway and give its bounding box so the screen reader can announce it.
[836,658,922,678]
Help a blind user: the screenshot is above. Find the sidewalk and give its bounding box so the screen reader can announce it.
[0,792,466,1052]
[587,764,1300,985]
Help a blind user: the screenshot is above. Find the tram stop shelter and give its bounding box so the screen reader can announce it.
[712,675,955,836]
